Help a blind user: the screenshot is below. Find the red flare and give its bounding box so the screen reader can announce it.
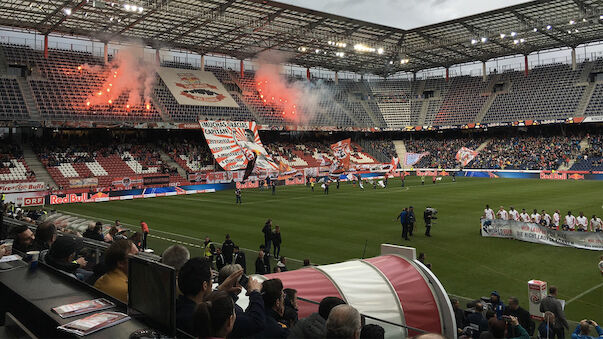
[108,99,112,104]
[86,101,90,106]
[146,104,150,110]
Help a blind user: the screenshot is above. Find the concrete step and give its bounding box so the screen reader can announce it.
[21,143,57,188]
[392,140,407,167]
[159,150,188,179]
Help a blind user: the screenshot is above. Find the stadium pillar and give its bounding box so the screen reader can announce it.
[482,62,487,81]
[240,60,245,78]
[200,55,205,71]
[571,48,577,71]
[335,71,339,84]
[306,68,311,81]
[445,68,449,82]
[524,55,529,76]
[155,49,160,64]
[103,43,108,65]
[412,72,417,82]
[43,35,48,59]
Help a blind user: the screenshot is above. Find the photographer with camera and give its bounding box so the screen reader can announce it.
[571,320,602,339]
[424,206,437,237]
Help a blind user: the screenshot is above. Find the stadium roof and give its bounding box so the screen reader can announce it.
[0,0,602,76]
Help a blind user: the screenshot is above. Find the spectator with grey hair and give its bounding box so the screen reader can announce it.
[289,296,346,339]
[326,304,361,339]
[160,244,190,272]
[218,264,266,339]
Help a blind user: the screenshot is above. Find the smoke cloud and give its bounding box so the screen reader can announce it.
[84,44,157,109]
[254,52,333,126]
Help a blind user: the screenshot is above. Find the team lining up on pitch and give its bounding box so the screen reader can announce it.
[482,205,603,232]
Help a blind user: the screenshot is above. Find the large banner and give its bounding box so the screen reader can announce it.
[330,138,351,174]
[0,182,46,193]
[157,68,239,107]
[69,178,98,188]
[481,219,603,251]
[404,152,428,167]
[200,120,278,172]
[456,147,478,166]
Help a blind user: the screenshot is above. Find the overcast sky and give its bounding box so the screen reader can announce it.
[278,0,531,29]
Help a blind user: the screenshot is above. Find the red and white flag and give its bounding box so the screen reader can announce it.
[456,147,478,166]
[330,138,351,174]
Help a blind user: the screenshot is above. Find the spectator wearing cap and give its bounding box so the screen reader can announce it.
[45,236,89,281]
[490,291,505,320]
[94,239,138,303]
[10,225,35,254]
[289,297,346,339]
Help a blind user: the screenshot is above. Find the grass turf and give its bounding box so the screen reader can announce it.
[52,176,603,322]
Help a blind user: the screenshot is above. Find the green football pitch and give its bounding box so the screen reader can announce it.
[52,176,603,322]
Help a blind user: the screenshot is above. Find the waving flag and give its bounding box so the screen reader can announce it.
[404,152,428,167]
[456,147,478,166]
[329,138,351,174]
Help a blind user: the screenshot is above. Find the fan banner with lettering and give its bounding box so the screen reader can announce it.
[404,152,428,167]
[157,68,239,107]
[456,147,478,166]
[330,138,351,174]
[200,120,279,172]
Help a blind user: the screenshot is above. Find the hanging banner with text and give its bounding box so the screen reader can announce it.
[481,219,603,251]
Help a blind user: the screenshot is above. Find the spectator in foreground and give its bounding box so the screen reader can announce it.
[571,320,602,339]
[283,288,299,327]
[538,311,556,339]
[288,296,346,339]
[93,239,138,303]
[32,221,56,252]
[256,278,288,338]
[360,324,385,339]
[177,257,213,335]
[192,290,236,339]
[326,304,361,339]
[466,302,488,339]
[160,244,190,273]
[540,286,568,338]
[480,316,529,338]
[10,225,35,254]
[218,264,265,338]
[83,222,104,242]
[45,236,89,281]
[503,297,532,336]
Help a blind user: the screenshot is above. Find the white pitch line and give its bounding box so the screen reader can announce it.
[566,281,603,305]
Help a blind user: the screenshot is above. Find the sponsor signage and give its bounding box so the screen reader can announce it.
[0,182,46,193]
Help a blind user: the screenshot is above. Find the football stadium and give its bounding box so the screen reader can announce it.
[0,0,602,338]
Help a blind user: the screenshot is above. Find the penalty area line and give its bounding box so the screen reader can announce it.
[566,281,603,305]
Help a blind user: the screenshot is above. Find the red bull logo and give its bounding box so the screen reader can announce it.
[49,193,88,205]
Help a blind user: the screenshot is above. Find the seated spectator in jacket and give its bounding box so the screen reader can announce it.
[176,257,213,335]
[283,288,299,327]
[93,239,138,303]
[255,278,288,338]
[161,244,190,273]
[571,320,603,339]
[289,296,346,339]
[467,302,488,339]
[277,256,288,272]
[45,236,89,280]
[503,297,532,337]
[192,291,236,339]
[451,298,467,336]
[218,264,265,338]
[33,221,56,253]
[360,324,385,339]
[83,222,104,242]
[326,304,361,339]
[104,226,119,243]
[10,225,35,254]
[538,312,556,339]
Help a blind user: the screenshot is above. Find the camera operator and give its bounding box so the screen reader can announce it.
[424,206,437,237]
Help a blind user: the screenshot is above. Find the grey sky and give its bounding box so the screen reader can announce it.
[277,0,531,29]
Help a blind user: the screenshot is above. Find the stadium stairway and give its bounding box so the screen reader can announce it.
[392,140,407,166]
[15,77,40,121]
[476,139,491,152]
[158,150,188,179]
[21,143,57,188]
[416,100,429,125]
[150,95,172,122]
[575,82,596,117]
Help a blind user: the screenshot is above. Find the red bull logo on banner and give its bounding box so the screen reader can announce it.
[50,193,90,205]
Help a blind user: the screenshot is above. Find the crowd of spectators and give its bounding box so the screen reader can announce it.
[468,136,581,170]
[405,137,484,169]
[366,140,397,161]
[0,141,25,164]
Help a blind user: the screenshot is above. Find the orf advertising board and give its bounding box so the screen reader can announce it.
[528,280,547,320]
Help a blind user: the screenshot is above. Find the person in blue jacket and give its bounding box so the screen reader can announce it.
[572,320,603,339]
[396,208,409,240]
[490,291,505,320]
